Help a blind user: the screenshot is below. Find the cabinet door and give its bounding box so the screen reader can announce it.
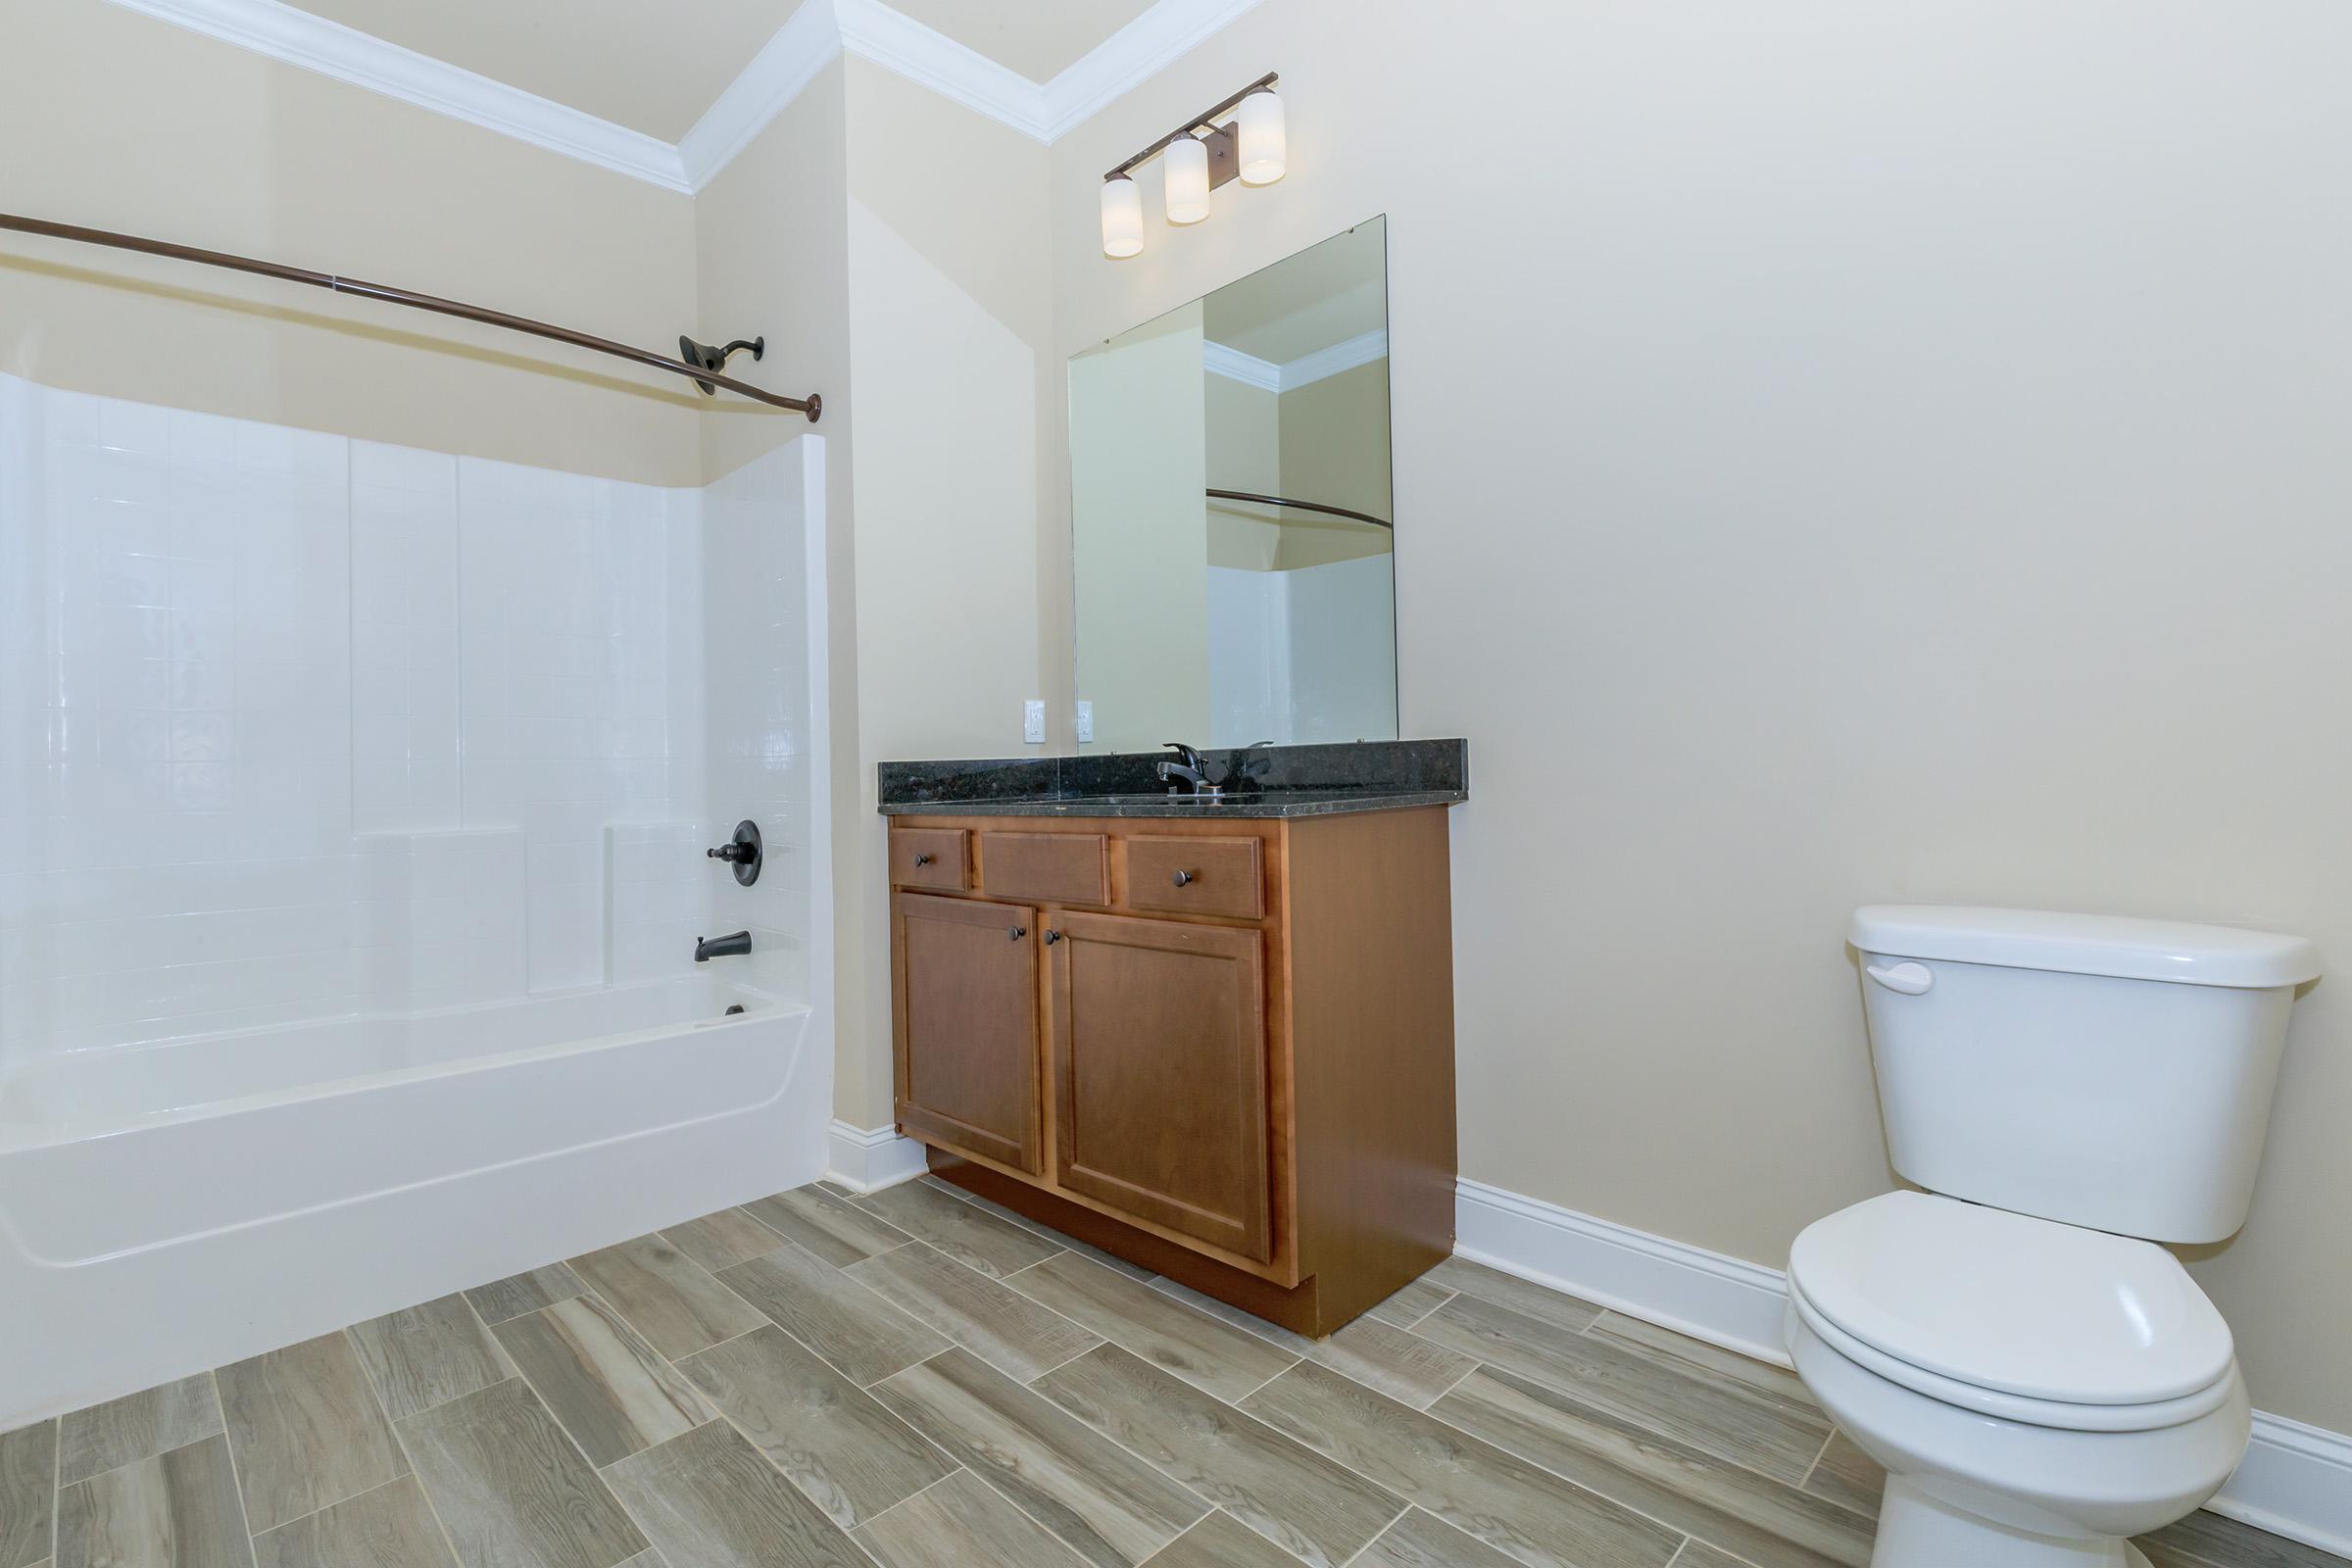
[1048,910,1271,1260]
[894,893,1043,1173]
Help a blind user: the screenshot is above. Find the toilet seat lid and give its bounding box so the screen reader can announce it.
[1788,1192,2232,1405]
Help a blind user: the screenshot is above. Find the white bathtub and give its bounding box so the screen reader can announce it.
[0,976,829,1427]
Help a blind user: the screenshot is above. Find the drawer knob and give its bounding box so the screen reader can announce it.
[1008,925,1028,941]
[1043,929,1062,945]
[1172,869,1196,887]
[914,852,935,866]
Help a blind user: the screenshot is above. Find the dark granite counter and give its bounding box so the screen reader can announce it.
[877,739,1466,820]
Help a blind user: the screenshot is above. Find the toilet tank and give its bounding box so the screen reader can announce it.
[1849,906,2319,1244]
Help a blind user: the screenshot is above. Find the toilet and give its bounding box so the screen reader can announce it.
[1788,906,2320,1568]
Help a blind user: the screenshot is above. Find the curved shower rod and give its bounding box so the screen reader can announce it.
[1207,487,1391,529]
[0,213,821,421]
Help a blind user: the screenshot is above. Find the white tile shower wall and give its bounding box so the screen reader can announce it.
[701,443,813,1004]
[0,379,371,1058]
[361,830,528,1010]
[606,823,708,984]
[457,459,705,993]
[350,442,461,834]
[0,375,802,1066]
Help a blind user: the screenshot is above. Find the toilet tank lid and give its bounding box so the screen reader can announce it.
[1850,906,2319,989]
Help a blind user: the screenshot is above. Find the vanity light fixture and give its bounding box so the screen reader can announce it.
[1100,72,1283,259]
[1163,134,1212,224]
[1101,176,1144,258]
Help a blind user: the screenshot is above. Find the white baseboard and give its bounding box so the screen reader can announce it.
[1455,1177,1791,1367]
[823,1120,928,1195]
[1454,1177,2352,1559]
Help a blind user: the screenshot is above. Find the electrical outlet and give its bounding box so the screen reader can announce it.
[1075,701,1094,743]
[1023,699,1046,744]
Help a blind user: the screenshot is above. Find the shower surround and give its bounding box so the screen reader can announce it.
[0,372,833,1427]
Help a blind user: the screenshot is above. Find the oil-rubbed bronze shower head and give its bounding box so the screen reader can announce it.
[678,334,765,395]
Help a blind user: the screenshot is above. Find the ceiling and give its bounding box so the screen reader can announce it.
[888,0,1157,84]
[284,0,803,141]
[1206,219,1389,365]
[282,0,1158,143]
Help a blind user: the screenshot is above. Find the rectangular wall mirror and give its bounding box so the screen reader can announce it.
[1070,216,1395,751]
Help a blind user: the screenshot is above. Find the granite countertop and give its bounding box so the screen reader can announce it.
[877,739,1467,820]
[879,788,1464,820]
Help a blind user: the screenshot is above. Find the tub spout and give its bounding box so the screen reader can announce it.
[695,930,752,962]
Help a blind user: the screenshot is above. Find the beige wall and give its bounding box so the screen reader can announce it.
[1045,0,2352,1433]
[837,60,1058,1124]
[1206,372,1282,568]
[0,0,702,485]
[1274,359,1392,568]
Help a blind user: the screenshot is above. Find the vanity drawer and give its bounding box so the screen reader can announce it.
[1126,836,1264,920]
[982,832,1110,906]
[892,828,970,891]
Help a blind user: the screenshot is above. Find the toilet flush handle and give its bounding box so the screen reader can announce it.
[1865,960,1935,996]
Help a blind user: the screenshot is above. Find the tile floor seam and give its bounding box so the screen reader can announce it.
[849,1190,1076,1287]
[345,1322,474,1568]
[1397,1355,1831,1566]
[1393,1292,1457,1332]
[1224,1356,1308,1408]
[1795,1429,1836,1492]
[912,1407,1199,1568]
[441,1369,650,1564]
[839,1239,1111,1384]
[198,1370,261,1563]
[634,1271,961,1551]
[49,1422,230,1494]
[243,1471,413,1546]
[839,1464,967,1539]
[707,1235,932,1392]
[1328,1501,1414,1568]
[45,1415,59,1568]
[1018,1348,1429,1564]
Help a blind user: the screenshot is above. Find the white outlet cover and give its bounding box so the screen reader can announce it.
[1023,699,1046,744]
[1075,701,1094,743]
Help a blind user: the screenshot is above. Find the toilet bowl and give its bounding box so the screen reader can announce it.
[1794,906,2320,1568]
[1786,1193,2250,1568]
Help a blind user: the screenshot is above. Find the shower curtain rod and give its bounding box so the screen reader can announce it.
[0,213,821,421]
[1207,488,1392,529]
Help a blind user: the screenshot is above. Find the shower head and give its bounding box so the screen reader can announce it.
[678,333,765,395]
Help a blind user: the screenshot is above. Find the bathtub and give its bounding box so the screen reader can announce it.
[0,975,829,1427]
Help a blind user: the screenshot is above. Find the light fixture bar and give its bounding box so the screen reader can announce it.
[1103,72,1279,182]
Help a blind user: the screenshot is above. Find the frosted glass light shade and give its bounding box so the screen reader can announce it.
[1164,134,1211,224]
[1100,176,1143,259]
[1238,89,1286,184]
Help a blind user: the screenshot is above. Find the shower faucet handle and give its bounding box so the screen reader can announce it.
[706,820,764,887]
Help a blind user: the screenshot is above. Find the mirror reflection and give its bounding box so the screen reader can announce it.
[1071,217,1394,751]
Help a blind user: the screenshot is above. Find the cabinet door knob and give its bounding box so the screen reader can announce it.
[1172,869,1196,887]
[1043,929,1062,945]
[914,852,935,866]
[1008,925,1028,941]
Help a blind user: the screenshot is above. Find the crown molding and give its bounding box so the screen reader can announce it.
[835,0,1052,141]
[1204,329,1387,394]
[676,0,844,189]
[102,0,692,192]
[101,0,1263,196]
[1041,0,1266,141]
[1201,340,1281,392]
[1281,328,1388,390]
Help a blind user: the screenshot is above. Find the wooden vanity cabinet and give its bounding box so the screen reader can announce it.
[886,807,1457,1337]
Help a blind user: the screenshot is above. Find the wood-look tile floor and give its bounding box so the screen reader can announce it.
[2,1175,2341,1568]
